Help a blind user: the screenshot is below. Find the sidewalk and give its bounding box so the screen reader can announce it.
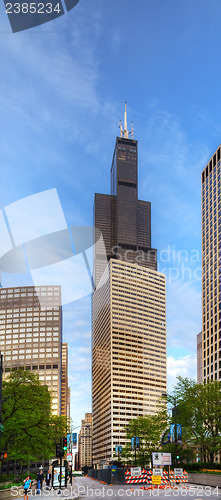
[17,479,79,500]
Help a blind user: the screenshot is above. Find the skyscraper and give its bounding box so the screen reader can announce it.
[92,105,167,467]
[78,412,93,469]
[201,145,221,381]
[0,285,63,415]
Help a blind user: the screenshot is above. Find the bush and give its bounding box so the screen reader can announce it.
[0,474,14,483]
[183,462,221,472]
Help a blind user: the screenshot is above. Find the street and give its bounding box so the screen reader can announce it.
[16,476,221,500]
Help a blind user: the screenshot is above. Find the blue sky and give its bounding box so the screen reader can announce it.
[0,0,220,427]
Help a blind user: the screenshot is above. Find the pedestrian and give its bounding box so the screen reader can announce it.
[23,476,32,500]
[46,470,51,488]
[36,470,44,494]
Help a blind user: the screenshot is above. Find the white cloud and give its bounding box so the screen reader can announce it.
[167,354,197,392]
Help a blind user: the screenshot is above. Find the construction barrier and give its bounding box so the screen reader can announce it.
[125,469,188,485]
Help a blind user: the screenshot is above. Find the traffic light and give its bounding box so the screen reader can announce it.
[63,437,67,451]
[56,444,60,458]
[176,454,179,459]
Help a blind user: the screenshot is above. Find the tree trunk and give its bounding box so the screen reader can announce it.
[0,457,4,477]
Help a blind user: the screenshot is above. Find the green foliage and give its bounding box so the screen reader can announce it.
[1,369,68,465]
[121,410,168,467]
[163,377,221,463]
[50,415,69,445]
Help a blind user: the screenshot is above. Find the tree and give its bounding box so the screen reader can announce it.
[50,414,69,446]
[163,377,221,463]
[122,410,168,467]
[1,369,67,467]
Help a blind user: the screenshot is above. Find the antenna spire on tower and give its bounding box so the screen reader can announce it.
[119,102,134,139]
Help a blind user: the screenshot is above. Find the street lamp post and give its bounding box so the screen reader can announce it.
[162,392,179,467]
[174,398,178,466]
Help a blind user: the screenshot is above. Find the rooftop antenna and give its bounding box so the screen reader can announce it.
[131,121,134,140]
[119,102,134,139]
[124,102,128,138]
[119,120,123,137]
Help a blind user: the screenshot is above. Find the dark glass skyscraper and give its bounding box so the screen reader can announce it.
[94,127,157,287]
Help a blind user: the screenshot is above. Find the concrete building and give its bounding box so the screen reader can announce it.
[0,285,62,415]
[197,331,203,384]
[201,145,221,381]
[92,106,167,467]
[78,412,93,469]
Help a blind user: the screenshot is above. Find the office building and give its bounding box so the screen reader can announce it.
[92,105,167,467]
[0,285,62,415]
[201,145,221,381]
[78,412,93,469]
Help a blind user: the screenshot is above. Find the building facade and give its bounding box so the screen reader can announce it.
[78,412,93,469]
[0,285,63,415]
[92,108,167,467]
[201,145,221,381]
[61,343,70,417]
[197,331,203,384]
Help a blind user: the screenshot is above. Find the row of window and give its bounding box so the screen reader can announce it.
[5,353,59,360]
[202,153,221,183]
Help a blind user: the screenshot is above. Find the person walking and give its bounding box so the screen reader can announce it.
[36,470,44,494]
[23,476,32,500]
[46,470,51,488]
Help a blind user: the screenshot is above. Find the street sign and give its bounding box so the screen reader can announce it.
[152,452,172,466]
[153,468,163,476]
[131,467,141,476]
[0,423,3,431]
[73,433,77,447]
[67,453,72,462]
[152,475,161,485]
[174,468,183,476]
